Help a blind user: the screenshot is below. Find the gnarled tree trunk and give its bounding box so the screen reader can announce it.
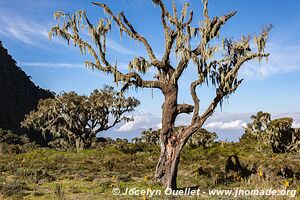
[49,0,271,191]
[155,85,203,189]
[155,86,183,189]
[155,139,183,189]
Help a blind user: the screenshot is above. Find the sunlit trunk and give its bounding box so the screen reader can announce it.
[75,137,85,152]
[155,140,183,189]
[155,86,181,189]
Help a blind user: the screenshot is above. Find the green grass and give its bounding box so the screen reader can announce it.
[0,142,299,199]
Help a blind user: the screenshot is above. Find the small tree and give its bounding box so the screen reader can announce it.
[187,128,217,148]
[140,128,160,145]
[243,112,300,153]
[244,111,271,145]
[49,0,270,188]
[21,86,139,151]
[267,118,299,153]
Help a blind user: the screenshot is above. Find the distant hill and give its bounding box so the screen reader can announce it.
[0,41,53,144]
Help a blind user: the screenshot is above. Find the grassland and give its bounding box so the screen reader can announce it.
[0,140,299,199]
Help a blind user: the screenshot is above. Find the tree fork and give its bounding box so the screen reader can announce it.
[50,0,271,190]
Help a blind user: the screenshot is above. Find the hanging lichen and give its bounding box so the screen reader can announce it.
[254,25,272,62]
[49,1,271,155]
[128,57,148,74]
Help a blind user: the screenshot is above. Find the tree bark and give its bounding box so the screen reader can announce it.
[75,137,85,152]
[155,139,183,189]
[155,84,204,189]
[0,142,3,156]
[155,85,181,189]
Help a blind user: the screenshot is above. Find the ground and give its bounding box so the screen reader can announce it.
[0,140,299,200]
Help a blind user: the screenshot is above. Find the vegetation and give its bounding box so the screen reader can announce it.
[187,128,217,149]
[21,86,139,152]
[134,127,217,149]
[0,133,299,199]
[0,0,298,199]
[1,112,300,199]
[1,0,298,199]
[132,128,160,145]
[49,0,271,189]
[0,128,38,155]
[243,111,300,153]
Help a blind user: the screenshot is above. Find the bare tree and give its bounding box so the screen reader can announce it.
[49,0,270,189]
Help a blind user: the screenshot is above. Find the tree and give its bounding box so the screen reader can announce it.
[243,112,300,153]
[140,128,160,145]
[187,128,217,148]
[21,86,139,151]
[268,117,295,153]
[49,0,270,188]
[244,111,271,145]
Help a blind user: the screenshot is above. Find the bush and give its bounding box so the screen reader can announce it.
[187,128,217,148]
[48,138,74,151]
[0,181,27,198]
[132,127,217,149]
[138,128,160,145]
[242,111,271,144]
[0,128,38,154]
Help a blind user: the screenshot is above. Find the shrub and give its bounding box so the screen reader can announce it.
[139,128,160,145]
[0,128,38,154]
[48,138,74,151]
[187,128,217,148]
[0,181,27,198]
[243,111,271,144]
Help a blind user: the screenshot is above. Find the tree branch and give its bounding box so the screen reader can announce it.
[193,11,237,56]
[198,53,269,124]
[224,53,269,82]
[177,103,194,115]
[151,0,177,71]
[92,2,160,66]
[162,31,177,67]
[190,78,203,124]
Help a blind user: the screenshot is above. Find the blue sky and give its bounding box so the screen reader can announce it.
[1,0,300,141]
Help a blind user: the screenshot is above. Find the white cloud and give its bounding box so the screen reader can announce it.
[0,11,68,48]
[205,120,247,130]
[117,110,251,133]
[117,109,161,132]
[0,12,48,47]
[293,122,300,128]
[0,11,139,55]
[241,43,300,78]
[109,110,300,141]
[156,123,162,129]
[106,38,138,56]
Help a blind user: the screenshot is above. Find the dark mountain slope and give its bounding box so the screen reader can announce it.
[0,41,53,143]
